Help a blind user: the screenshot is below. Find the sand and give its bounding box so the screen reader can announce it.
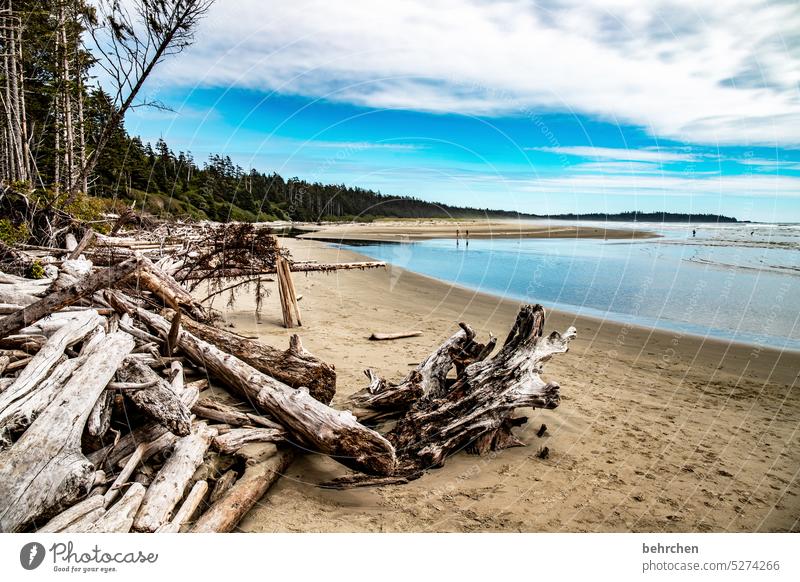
[295,219,657,242]
[204,234,799,533]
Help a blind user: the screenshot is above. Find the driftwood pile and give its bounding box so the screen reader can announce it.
[0,219,575,532]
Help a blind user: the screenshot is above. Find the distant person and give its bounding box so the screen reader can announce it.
[466,229,470,247]
[692,229,696,238]
[456,229,460,246]
[751,230,755,236]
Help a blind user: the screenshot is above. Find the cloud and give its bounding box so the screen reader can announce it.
[153,0,800,146]
[518,173,800,198]
[529,146,700,162]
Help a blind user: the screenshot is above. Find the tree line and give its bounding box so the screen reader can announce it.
[0,1,738,226]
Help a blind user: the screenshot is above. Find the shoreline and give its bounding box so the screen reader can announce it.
[294,219,658,242]
[208,236,799,532]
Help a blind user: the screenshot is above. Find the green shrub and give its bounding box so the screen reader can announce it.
[27,259,45,279]
[0,218,29,245]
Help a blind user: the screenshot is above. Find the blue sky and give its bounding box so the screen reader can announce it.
[122,0,800,222]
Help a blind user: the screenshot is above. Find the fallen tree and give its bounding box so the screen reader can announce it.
[329,305,575,487]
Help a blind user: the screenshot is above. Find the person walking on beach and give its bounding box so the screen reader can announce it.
[692,229,696,238]
[465,229,469,247]
[456,229,460,246]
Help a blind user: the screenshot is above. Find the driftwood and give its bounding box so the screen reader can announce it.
[87,483,146,533]
[156,480,208,533]
[190,444,294,533]
[276,253,301,328]
[109,293,396,476]
[116,358,191,436]
[86,391,114,438]
[369,331,423,341]
[0,256,142,339]
[67,229,95,261]
[191,397,281,429]
[329,305,575,487]
[133,423,216,532]
[37,494,105,533]
[181,318,336,404]
[181,260,386,280]
[212,427,285,454]
[351,323,495,422]
[0,310,103,431]
[0,331,135,531]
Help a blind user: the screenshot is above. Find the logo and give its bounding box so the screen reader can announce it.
[20,542,46,570]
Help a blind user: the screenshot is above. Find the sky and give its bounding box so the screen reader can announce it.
[122,0,800,222]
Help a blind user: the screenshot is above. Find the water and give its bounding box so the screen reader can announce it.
[336,222,800,351]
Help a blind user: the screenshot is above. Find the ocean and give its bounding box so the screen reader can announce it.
[336,221,800,351]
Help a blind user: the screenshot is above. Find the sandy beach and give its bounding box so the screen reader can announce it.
[203,233,800,533]
[295,219,657,242]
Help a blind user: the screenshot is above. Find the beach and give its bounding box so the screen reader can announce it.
[295,219,657,242]
[205,232,800,533]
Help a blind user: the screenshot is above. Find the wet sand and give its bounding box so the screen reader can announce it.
[205,235,799,532]
[295,219,657,242]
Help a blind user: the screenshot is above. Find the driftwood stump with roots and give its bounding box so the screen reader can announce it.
[331,304,576,488]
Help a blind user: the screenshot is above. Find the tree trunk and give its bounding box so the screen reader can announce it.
[0,256,143,340]
[0,331,135,532]
[181,319,336,404]
[116,358,191,436]
[350,323,495,422]
[190,444,294,533]
[109,293,396,476]
[133,423,216,532]
[212,427,285,454]
[87,483,146,533]
[155,480,207,533]
[327,305,576,488]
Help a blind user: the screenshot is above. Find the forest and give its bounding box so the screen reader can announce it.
[0,0,535,226]
[0,1,737,231]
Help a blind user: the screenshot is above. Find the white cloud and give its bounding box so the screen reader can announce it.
[529,146,700,162]
[154,0,800,146]
[519,173,800,198]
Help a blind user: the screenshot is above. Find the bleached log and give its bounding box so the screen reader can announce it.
[86,391,114,438]
[0,331,135,532]
[61,507,107,533]
[116,358,191,436]
[190,444,294,533]
[67,229,95,261]
[0,355,8,375]
[191,397,281,429]
[133,423,217,532]
[110,296,395,476]
[50,258,93,291]
[90,383,198,471]
[155,480,208,533]
[0,356,82,449]
[0,256,142,339]
[181,319,335,404]
[36,494,105,533]
[0,309,102,418]
[328,305,575,488]
[88,483,146,533]
[170,360,184,394]
[131,259,207,321]
[64,233,78,253]
[212,427,285,454]
[351,323,495,421]
[104,433,179,506]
